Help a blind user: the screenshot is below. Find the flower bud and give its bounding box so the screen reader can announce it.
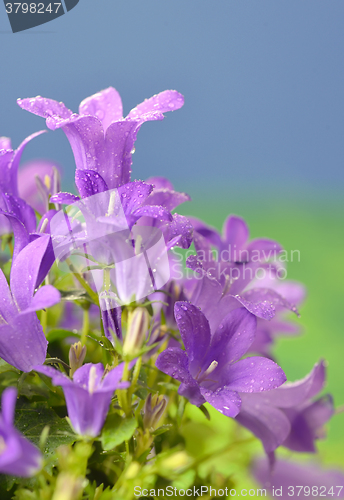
[123,307,150,358]
[69,342,87,377]
[52,473,83,500]
[143,393,167,431]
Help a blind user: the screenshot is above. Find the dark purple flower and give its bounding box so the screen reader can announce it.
[34,362,130,437]
[156,302,286,417]
[235,360,333,454]
[18,88,184,190]
[0,388,42,477]
[0,235,60,372]
[253,458,344,499]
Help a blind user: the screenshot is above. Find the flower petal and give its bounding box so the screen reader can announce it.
[0,314,47,372]
[145,177,174,190]
[246,238,283,260]
[222,215,249,250]
[127,90,184,118]
[143,189,191,212]
[17,96,73,125]
[75,169,108,198]
[79,87,123,131]
[50,192,80,204]
[1,387,17,426]
[203,308,257,373]
[10,234,51,310]
[21,285,61,314]
[200,386,242,417]
[233,288,299,321]
[174,302,211,376]
[236,394,291,452]
[222,356,286,393]
[253,458,344,497]
[156,347,193,385]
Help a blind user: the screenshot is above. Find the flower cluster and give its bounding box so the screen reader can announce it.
[0,87,342,499]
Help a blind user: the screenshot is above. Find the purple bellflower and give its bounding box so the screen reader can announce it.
[235,360,334,455]
[0,387,42,477]
[190,214,282,263]
[17,88,184,191]
[185,231,299,333]
[0,133,45,236]
[0,235,60,372]
[34,362,130,437]
[249,278,306,357]
[253,458,344,499]
[155,302,286,418]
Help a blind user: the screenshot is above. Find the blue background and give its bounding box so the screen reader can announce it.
[0,0,343,200]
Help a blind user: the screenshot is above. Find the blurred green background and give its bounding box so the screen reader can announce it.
[178,189,344,468]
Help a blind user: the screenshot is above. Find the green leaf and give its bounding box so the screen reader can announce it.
[14,400,76,458]
[46,329,79,343]
[199,404,211,421]
[101,414,137,451]
[0,358,19,374]
[151,424,173,436]
[58,289,90,301]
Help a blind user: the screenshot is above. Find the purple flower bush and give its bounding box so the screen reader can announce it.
[0,87,340,498]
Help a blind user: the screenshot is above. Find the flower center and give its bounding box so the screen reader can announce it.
[88,366,98,394]
[197,360,218,383]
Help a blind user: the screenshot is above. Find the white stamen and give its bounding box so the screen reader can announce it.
[88,366,98,394]
[106,191,116,217]
[39,218,49,234]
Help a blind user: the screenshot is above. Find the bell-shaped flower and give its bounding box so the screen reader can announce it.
[0,133,45,236]
[0,387,43,477]
[156,302,286,418]
[17,88,184,190]
[0,235,60,372]
[34,362,130,437]
[190,214,282,263]
[253,458,344,499]
[235,360,333,454]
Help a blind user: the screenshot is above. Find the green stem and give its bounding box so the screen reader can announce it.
[40,309,48,334]
[66,258,99,305]
[128,357,142,399]
[81,309,89,346]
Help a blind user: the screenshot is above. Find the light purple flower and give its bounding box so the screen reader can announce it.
[18,159,61,215]
[0,388,42,477]
[184,232,299,333]
[17,88,184,190]
[34,363,130,437]
[0,133,45,236]
[235,361,333,454]
[156,302,286,417]
[190,214,282,263]
[253,458,344,499]
[249,278,306,357]
[0,235,60,372]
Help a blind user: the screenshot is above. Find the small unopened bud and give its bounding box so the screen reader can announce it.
[161,451,190,471]
[123,307,150,358]
[69,342,87,377]
[143,393,167,430]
